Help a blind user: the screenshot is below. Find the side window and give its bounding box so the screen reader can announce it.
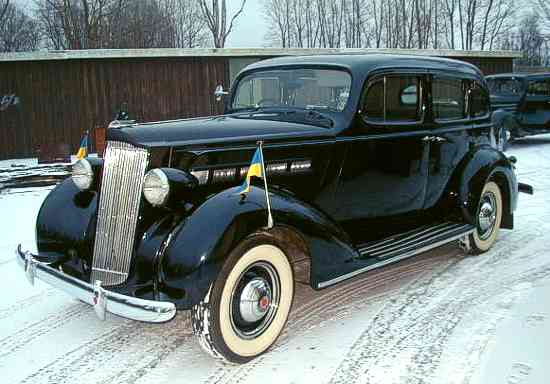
[432,77,466,120]
[363,79,384,120]
[363,75,422,123]
[470,82,490,118]
[527,79,550,96]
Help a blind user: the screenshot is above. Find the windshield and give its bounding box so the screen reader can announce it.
[231,68,352,112]
[487,77,523,96]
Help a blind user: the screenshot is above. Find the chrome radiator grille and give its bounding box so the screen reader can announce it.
[91,141,149,286]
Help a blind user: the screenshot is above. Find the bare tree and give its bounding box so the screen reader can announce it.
[34,0,128,49]
[534,0,550,30]
[500,12,548,66]
[199,0,247,48]
[0,2,40,52]
[35,0,210,49]
[0,0,9,29]
[170,0,209,48]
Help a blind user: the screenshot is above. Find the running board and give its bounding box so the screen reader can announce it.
[317,222,475,289]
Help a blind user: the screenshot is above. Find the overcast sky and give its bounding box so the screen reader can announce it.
[223,0,268,47]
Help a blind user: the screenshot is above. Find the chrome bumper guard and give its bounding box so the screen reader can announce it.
[15,244,176,323]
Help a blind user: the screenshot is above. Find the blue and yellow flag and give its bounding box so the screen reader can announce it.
[237,147,263,195]
[76,132,88,160]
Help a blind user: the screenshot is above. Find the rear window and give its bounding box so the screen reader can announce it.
[487,78,523,95]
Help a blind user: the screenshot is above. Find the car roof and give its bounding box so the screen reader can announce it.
[486,73,550,81]
[242,53,484,81]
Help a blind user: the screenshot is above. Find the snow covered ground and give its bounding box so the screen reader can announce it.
[0,137,549,384]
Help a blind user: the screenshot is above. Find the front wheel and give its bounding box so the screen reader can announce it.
[468,181,503,254]
[191,234,294,363]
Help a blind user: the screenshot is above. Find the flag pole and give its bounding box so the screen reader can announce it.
[258,141,274,229]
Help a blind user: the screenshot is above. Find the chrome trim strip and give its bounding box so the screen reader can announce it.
[317,226,475,289]
[16,245,176,323]
[366,223,465,256]
[369,224,471,259]
[358,223,450,253]
[92,141,149,286]
[91,267,128,275]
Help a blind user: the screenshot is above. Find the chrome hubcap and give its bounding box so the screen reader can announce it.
[478,192,497,240]
[239,277,272,323]
[230,261,280,339]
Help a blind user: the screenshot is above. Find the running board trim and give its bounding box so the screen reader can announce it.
[317,226,475,289]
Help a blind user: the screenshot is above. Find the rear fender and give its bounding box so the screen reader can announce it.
[160,186,357,309]
[454,145,517,228]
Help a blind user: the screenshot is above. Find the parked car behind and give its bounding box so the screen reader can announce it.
[487,73,550,141]
[17,54,531,364]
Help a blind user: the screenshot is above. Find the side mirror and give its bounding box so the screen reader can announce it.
[214,84,229,102]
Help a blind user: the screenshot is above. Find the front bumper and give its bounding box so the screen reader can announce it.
[16,244,176,323]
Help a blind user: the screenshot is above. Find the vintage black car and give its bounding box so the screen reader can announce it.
[487,73,550,140]
[17,54,529,363]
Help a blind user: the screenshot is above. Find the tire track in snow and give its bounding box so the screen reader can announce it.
[20,313,193,384]
[0,288,58,321]
[0,302,90,359]
[203,246,464,384]
[328,216,546,384]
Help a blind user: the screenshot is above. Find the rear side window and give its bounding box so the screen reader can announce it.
[527,79,550,96]
[487,78,523,95]
[470,82,490,118]
[432,77,466,120]
[364,75,422,123]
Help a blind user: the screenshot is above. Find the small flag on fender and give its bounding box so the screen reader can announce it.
[76,131,89,160]
[237,141,274,228]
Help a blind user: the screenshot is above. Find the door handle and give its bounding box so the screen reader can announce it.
[422,135,447,143]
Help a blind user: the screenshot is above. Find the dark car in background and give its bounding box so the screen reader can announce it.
[17,54,529,364]
[487,73,550,140]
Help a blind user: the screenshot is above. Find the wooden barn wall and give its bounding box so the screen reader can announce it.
[0,57,229,160]
[455,57,513,75]
[0,55,511,160]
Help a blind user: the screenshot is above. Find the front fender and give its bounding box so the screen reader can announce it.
[36,178,98,270]
[160,186,357,309]
[455,145,517,226]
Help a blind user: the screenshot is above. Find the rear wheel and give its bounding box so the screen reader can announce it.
[468,181,503,254]
[191,234,294,363]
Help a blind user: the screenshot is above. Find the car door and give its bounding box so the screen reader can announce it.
[334,73,431,244]
[518,77,550,133]
[424,74,472,209]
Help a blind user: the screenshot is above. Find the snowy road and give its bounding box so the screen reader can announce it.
[1,136,549,384]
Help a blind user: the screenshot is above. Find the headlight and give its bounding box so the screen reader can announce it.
[143,168,170,206]
[72,159,94,191]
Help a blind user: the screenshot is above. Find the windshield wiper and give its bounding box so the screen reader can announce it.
[302,110,334,127]
[233,108,334,128]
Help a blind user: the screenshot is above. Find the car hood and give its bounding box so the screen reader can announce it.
[107,114,334,148]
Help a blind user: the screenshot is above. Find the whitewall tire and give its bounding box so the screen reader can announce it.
[468,181,503,254]
[191,234,294,363]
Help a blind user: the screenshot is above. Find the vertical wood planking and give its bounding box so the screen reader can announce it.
[0,54,502,160]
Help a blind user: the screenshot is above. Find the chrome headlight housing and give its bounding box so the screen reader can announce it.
[72,159,94,191]
[143,168,170,206]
